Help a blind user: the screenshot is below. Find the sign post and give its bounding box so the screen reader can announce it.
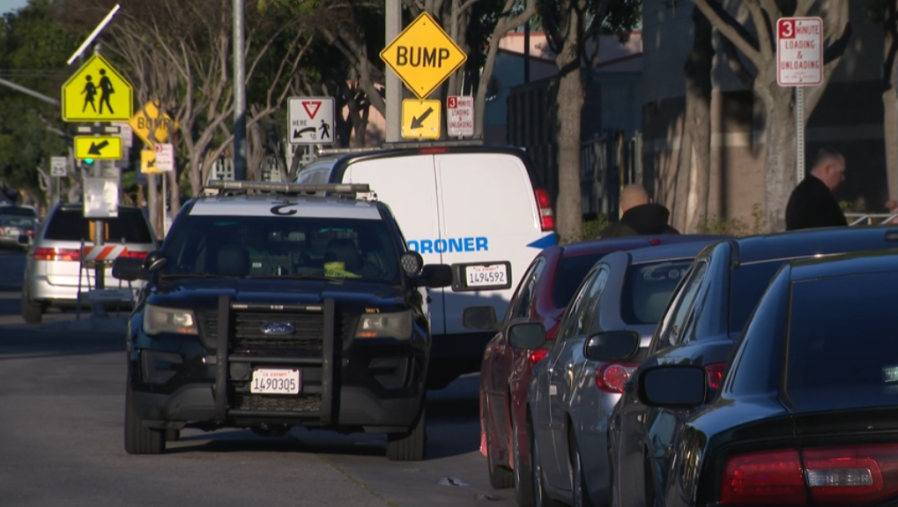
[776,17,823,183]
[50,156,66,204]
[380,12,467,141]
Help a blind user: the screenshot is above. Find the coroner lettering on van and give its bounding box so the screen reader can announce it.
[407,237,488,254]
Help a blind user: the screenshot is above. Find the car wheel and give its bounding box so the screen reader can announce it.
[570,430,595,507]
[20,286,42,324]
[386,407,426,461]
[124,384,165,455]
[530,416,556,507]
[514,413,536,507]
[484,399,514,489]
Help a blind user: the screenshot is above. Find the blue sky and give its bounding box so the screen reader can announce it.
[0,0,27,15]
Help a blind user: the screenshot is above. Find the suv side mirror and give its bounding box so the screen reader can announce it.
[144,250,167,272]
[463,306,498,330]
[583,331,640,362]
[418,264,453,288]
[112,257,149,282]
[508,322,547,350]
[637,365,706,408]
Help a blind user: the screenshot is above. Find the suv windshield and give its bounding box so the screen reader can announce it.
[43,208,154,243]
[728,260,788,333]
[786,272,898,410]
[0,206,36,218]
[0,217,35,228]
[552,253,607,308]
[621,259,694,325]
[161,215,401,284]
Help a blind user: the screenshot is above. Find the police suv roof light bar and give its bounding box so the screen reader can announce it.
[203,181,370,195]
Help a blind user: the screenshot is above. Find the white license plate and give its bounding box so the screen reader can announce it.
[465,264,507,287]
[250,369,301,395]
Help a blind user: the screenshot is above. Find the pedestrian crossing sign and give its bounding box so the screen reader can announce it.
[61,54,134,122]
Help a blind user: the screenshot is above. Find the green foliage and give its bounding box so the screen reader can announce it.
[556,214,610,245]
[697,204,767,237]
[866,0,891,24]
[538,0,642,53]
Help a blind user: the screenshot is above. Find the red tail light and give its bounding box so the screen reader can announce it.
[529,349,548,365]
[418,147,448,154]
[124,251,148,260]
[650,238,661,245]
[534,188,555,231]
[595,362,638,393]
[33,247,81,261]
[720,445,898,506]
[705,362,727,390]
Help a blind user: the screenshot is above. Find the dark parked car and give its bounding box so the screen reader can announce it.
[606,225,898,507]
[625,249,898,507]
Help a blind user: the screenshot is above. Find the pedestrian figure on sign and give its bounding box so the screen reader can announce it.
[81,75,97,113]
[785,147,847,231]
[98,69,115,115]
[319,119,330,140]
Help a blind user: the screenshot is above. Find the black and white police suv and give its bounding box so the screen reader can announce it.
[112,181,453,461]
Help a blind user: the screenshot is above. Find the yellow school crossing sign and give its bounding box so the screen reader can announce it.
[61,54,133,122]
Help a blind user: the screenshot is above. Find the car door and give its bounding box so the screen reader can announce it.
[618,258,710,507]
[544,266,609,487]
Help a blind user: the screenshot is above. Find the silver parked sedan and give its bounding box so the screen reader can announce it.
[0,216,37,250]
[506,239,723,507]
[21,202,158,323]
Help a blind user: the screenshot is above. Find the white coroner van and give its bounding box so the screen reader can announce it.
[296,144,557,388]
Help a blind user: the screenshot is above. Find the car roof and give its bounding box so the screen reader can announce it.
[787,249,898,282]
[559,234,727,258]
[733,226,898,265]
[188,194,383,220]
[627,238,722,264]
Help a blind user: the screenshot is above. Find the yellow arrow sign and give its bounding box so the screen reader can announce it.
[129,101,179,147]
[141,149,163,174]
[61,54,134,122]
[74,135,123,160]
[401,99,441,139]
[380,12,467,100]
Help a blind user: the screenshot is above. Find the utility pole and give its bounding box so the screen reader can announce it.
[232,0,247,181]
[385,0,401,142]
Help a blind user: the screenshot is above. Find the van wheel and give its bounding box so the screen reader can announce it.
[21,287,42,324]
[387,408,427,461]
[124,384,165,455]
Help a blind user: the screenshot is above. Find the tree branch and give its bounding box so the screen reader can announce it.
[718,30,755,84]
[692,0,763,68]
[745,0,774,62]
[804,2,852,121]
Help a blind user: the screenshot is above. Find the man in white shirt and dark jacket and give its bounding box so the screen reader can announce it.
[598,184,680,238]
[785,147,847,231]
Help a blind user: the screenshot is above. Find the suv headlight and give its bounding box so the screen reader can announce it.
[355,310,413,340]
[143,305,198,336]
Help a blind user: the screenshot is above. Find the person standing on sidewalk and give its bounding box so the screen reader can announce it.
[598,184,680,238]
[785,147,847,231]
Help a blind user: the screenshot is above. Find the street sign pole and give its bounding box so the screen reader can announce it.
[776,17,822,185]
[232,0,247,180]
[93,46,105,295]
[385,0,401,142]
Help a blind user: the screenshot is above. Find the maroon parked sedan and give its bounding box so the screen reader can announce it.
[478,234,725,502]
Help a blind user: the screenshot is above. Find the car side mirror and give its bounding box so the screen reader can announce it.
[508,322,547,350]
[637,365,706,408]
[401,251,424,277]
[463,306,498,330]
[143,250,167,272]
[112,257,150,282]
[583,331,640,362]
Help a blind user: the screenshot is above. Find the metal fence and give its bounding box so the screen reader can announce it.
[845,213,898,226]
[579,131,642,221]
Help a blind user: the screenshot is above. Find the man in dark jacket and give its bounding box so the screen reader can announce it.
[599,184,680,238]
[785,147,847,231]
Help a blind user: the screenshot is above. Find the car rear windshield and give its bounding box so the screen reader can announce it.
[43,208,154,244]
[161,215,402,284]
[0,206,36,218]
[786,272,898,410]
[0,216,35,228]
[552,253,607,308]
[728,260,787,333]
[621,259,695,325]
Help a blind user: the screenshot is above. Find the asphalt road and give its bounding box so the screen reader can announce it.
[0,248,515,507]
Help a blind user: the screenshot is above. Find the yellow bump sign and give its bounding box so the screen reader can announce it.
[74,135,123,160]
[61,54,134,122]
[130,101,179,147]
[402,99,441,139]
[380,12,467,100]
